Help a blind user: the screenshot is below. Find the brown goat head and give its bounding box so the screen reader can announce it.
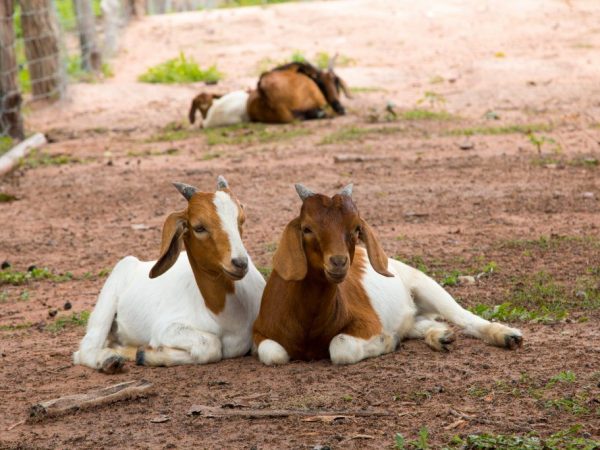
[188,92,223,124]
[149,176,248,281]
[272,184,392,283]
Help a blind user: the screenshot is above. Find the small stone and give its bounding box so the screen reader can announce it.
[150,415,170,423]
[27,265,37,272]
[458,275,476,285]
[575,290,588,300]
[458,141,474,150]
[1,261,10,269]
[581,192,594,199]
[48,309,58,318]
[63,301,72,310]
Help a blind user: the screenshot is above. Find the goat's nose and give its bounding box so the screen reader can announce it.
[231,257,248,271]
[329,255,348,269]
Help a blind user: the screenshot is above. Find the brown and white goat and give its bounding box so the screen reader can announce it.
[74,176,264,372]
[252,185,523,365]
[247,58,351,124]
[188,91,250,128]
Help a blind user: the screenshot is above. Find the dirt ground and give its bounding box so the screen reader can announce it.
[1,0,599,448]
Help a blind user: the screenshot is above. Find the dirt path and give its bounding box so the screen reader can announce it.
[1,0,599,448]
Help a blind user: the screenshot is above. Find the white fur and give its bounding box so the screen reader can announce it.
[214,191,246,261]
[73,193,264,370]
[202,90,249,128]
[257,339,290,366]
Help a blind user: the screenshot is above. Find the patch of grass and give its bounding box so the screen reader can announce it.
[455,425,599,449]
[320,125,404,145]
[256,266,272,279]
[313,51,355,69]
[204,123,311,146]
[20,150,80,168]
[341,394,353,402]
[527,132,561,154]
[350,86,386,93]
[0,267,73,286]
[469,302,565,324]
[219,0,293,8]
[66,55,114,81]
[401,109,456,121]
[138,53,223,84]
[447,123,552,136]
[547,370,576,387]
[416,91,446,109]
[544,396,590,415]
[0,136,14,156]
[0,322,32,331]
[147,122,201,142]
[0,192,17,202]
[394,427,430,449]
[127,148,179,157]
[46,310,90,332]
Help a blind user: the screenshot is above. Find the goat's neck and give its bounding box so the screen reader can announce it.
[184,251,234,315]
[298,268,341,314]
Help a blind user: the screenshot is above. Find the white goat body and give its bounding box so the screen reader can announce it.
[203,90,249,128]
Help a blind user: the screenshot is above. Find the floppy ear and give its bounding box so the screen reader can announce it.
[188,97,199,124]
[359,218,393,277]
[272,217,307,281]
[149,211,187,278]
[212,93,223,99]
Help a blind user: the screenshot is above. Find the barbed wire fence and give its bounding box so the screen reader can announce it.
[1,0,246,147]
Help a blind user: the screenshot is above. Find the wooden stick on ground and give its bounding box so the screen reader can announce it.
[188,404,393,419]
[0,133,47,177]
[28,380,153,422]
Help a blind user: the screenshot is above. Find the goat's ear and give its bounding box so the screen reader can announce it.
[359,218,393,277]
[149,211,187,279]
[188,97,199,124]
[212,93,223,99]
[272,217,307,281]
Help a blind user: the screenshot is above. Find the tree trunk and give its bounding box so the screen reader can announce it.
[0,0,25,139]
[18,0,63,99]
[73,0,101,72]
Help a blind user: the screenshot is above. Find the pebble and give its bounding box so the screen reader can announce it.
[48,309,58,318]
[581,192,594,199]
[63,301,72,310]
[1,261,10,269]
[575,290,588,300]
[458,141,474,150]
[458,275,476,285]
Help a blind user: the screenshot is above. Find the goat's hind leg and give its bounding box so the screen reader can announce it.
[329,331,398,365]
[138,323,223,367]
[407,316,455,352]
[401,265,523,349]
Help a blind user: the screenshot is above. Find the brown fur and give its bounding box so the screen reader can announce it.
[247,61,351,124]
[149,189,245,314]
[188,92,222,124]
[253,192,391,361]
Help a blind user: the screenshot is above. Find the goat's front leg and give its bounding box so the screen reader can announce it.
[329,331,398,365]
[254,332,290,366]
[138,323,222,366]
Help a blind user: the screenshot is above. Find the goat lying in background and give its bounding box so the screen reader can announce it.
[253,185,523,365]
[74,176,265,373]
[247,56,352,124]
[189,90,249,128]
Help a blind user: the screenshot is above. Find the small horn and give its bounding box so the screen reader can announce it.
[328,53,339,71]
[340,184,353,197]
[217,175,229,190]
[173,182,198,201]
[295,183,315,201]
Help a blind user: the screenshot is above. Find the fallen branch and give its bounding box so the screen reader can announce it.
[188,405,393,419]
[0,133,47,177]
[28,380,153,422]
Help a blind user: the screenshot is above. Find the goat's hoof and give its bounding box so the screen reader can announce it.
[135,349,145,366]
[101,355,125,374]
[504,334,523,350]
[439,331,456,352]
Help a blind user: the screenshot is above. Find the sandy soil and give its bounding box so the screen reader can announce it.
[1,0,599,448]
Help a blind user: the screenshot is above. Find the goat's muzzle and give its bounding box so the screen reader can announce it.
[222,256,249,281]
[325,255,349,284]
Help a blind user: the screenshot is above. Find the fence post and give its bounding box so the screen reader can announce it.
[0,0,25,139]
[73,0,101,71]
[18,0,63,99]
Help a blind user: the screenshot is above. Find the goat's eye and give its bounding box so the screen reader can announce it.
[302,227,313,235]
[194,225,207,233]
[354,226,361,235]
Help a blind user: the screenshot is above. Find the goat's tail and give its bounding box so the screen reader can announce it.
[73,256,137,370]
[188,97,199,124]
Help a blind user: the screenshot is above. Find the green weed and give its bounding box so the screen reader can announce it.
[320,125,404,145]
[544,396,590,415]
[0,192,17,203]
[204,123,310,146]
[394,427,430,449]
[20,150,80,168]
[547,370,576,387]
[46,311,90,332]
[138,53,223,84]
[0,267,72,286]
[401,109,456,121]
[0,322,32,331]
[0,136,13,156]
[447,123,552,136]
